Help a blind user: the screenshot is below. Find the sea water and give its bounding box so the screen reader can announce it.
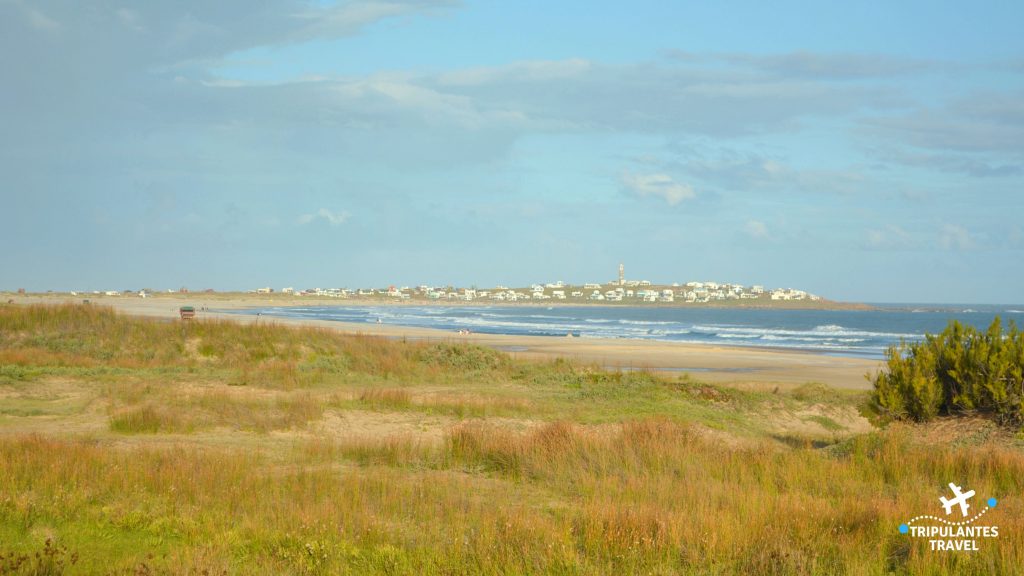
[224,304,1022,359]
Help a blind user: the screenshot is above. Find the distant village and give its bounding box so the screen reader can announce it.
[30,265,825,305]
[247,264,824,304]
[260,282,821,304]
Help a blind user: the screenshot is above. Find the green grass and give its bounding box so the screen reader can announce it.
[803,414,844,432]
[1,304,1022,574]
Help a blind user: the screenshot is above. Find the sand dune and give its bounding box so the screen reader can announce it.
[9,294,881,389]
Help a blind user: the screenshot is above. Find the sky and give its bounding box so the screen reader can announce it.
[1,1,1023,303]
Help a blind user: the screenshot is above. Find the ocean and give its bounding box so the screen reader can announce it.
[225,304,1023,359]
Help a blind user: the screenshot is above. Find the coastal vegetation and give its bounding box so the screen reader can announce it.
[872,318,1024,426]
[1,304,1022,574]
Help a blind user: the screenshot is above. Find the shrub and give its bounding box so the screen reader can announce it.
[872,318,1024,425]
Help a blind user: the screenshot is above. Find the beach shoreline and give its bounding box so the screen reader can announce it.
[4,294,882,390]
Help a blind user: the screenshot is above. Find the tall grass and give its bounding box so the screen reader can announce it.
[109,404,192,434]
[358,388,412,408]
[102,389,324,434]
[3,303,1024,573]
[318,420,1024,574]
[2,425,1023,574]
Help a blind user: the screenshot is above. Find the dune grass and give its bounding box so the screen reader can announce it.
[3,424,1023,574]
[1,304,1022,574]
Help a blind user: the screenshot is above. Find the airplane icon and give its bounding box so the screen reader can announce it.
[939,483,976,517]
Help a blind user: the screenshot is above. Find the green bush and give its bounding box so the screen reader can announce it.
[872,318,1024,425]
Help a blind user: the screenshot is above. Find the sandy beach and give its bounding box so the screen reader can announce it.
[5,294,882,389]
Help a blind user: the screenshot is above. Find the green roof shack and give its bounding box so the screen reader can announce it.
[179,306,196,320]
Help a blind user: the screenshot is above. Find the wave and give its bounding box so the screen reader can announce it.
[691,324,918,340]
[241,305,966,359]
[617,319,677,326]
[760,335,850,343]
[714,332,866,343]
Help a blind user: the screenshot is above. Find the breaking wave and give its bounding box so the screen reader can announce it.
[220,305,1005,359]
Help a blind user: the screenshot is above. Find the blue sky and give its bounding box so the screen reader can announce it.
[2,1,1023,303]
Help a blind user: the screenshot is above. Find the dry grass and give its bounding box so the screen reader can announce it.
[109,404,193,434]
[358,388,412,408]
[355,388,531,418]
[3,304,1024,574]
[419,393,532,418]
[2,424,1023,574]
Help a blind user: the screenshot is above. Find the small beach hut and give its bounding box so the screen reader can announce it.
[179,306,196,320]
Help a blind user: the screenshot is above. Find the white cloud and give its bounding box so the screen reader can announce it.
[745,220,770,239]
[298,208,350,227]
[939,224,975,251]
[670,150,865,196]
[17,4,61,32]
[865,224,913,250]
[437,58,593,87]
[669,51,934,80]
[620,172,695,206]
[865,93,1024,156]
[115,9,146,33]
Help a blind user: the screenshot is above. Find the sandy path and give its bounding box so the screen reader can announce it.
[7,295,882,389]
